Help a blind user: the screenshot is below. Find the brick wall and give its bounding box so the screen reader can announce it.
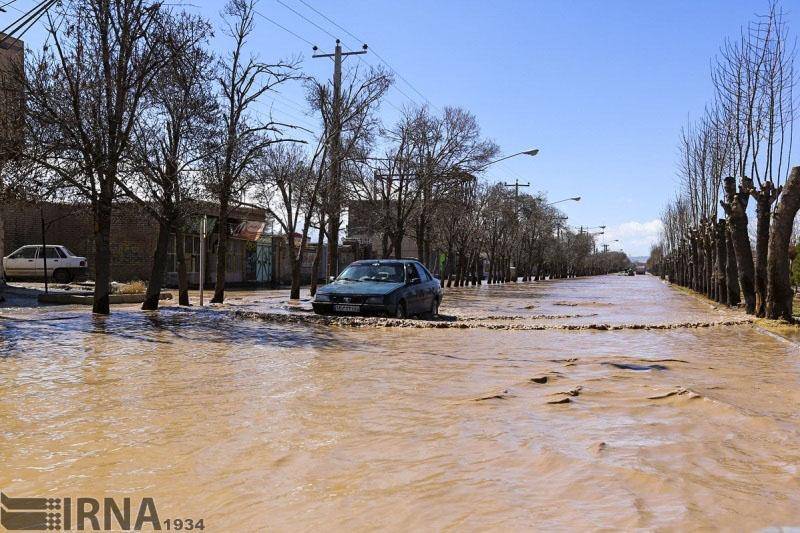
[4,200,159,281]
[3,200,270,284]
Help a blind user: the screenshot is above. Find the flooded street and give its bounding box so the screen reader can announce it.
[2,275,800,530]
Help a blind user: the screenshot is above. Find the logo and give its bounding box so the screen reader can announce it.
[342,297,351,303]
[0,492,204,531]
[0,493,60,531]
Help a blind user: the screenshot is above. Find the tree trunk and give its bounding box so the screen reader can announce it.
[392,231,404,260]
[142,220,171,311]
[724,176,756,314]
[211,198,228,303]
[443,244,453,288]
[415,222,425,263]
[703,231,713,299]
[715,220,727,305]
[766,167,800,321]
[725,225,740,306]
[690,235,699,292]
[754,192,772,317]
[175,227,190,306]
[92,197,113,315]
[310,212,326,297]
[288,235,304,300]
[327,211,340,277]
[289,259,301,299]
[381,232,390,259]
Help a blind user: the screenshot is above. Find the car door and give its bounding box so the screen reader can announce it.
[405,262,426,314]
[30,247,47,278]
[418,263,438,306]
[41,246,63,276]
[415,262,436,310]
[6,246,38,276]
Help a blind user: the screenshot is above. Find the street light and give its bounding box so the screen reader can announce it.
[548,196,581,206]
[481,148,539,169]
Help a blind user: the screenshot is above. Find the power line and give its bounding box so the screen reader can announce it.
[272,0,423,111]
[1,0,47,34]
[1,0,49,31]
[12,0,53,40]
[253,9,317,49]
[275,0,340,43]
[0,0,19,12]
[0,0,56,46]
[295,0,436,110]
[275,0,423,108]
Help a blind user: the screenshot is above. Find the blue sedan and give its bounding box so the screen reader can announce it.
[312,259,442,318]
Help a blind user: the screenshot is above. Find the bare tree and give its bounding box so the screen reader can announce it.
[410,106,498,268]
[314,63,390,277]
[23,0,171,314]
[123,13,216,309]
[255,144,325,299]
[766,165,800,319]
[206,0,301,304]
[713,2,796,315]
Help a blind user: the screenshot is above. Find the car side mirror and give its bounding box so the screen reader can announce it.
[328,276,336,283]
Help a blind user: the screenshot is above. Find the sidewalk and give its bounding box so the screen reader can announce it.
[1,281,93,309]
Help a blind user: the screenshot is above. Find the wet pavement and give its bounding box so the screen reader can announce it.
[1,275,799,530]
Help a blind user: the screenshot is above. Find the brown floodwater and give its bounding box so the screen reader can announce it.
[1,275,800,530]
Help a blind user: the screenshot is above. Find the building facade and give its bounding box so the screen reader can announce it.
[0,33,24,264]
[2,200,275,287]
[0,33,23,157]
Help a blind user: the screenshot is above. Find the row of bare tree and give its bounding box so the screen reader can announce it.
[1,0,626,314]
[650,2,800,321]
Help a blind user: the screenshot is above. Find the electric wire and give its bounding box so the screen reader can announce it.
[0,0,55,46]
[253,8,317,49]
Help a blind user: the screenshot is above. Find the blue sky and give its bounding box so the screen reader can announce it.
[6,0,799,255]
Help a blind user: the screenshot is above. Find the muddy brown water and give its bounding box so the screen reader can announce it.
[1,275,800,530]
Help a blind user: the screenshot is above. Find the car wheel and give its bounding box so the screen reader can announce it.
[423,298,439,320]
[395,300,407,319]
[53,269,72,283]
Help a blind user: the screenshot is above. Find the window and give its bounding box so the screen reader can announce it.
[418,264,432,281]
[337,263,405,283]
[11,247,36,259]
[167,234,203,274]
[37,247,61,259]
[406,263,422,281]
[59,247,75,257]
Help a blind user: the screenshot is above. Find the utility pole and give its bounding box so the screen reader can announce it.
[313,39,367,278]
[503,178,530,200]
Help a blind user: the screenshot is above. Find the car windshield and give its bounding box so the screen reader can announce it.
[59,247,75,257]
[337,263,405,283]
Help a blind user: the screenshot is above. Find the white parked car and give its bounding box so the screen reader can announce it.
[2,245,88,283]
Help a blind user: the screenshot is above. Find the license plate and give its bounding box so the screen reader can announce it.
[334,304,360,313]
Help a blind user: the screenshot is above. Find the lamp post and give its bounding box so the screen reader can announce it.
[547,196,581,206]
[602,239,619,253]
[483,148,539,169]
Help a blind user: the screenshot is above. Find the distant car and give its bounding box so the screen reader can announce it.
[2,245,88,283]
[312,259,442,319]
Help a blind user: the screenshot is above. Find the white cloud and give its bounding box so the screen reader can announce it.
[600,219,663,256]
